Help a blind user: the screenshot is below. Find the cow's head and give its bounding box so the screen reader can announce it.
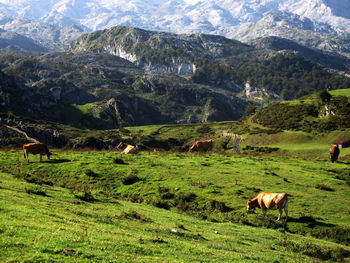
[247,199,255,210]
[246,199,256,210]
[116,142,128,151]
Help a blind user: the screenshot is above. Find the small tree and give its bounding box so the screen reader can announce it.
[318,90,332,103]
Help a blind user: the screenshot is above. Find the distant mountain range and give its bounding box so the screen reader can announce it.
[0,0,350,55]
[1,1,350,130]
[1,26,350,130]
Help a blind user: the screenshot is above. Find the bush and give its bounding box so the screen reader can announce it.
[318,90,332,103]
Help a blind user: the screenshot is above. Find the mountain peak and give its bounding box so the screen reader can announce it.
[0,0,349,55]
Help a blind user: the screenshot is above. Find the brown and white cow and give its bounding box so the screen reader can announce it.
[188,139,214,152]
[121,144,138,154]
[329,144,340,163]
[329,140,350,163]
[23,143,52,162]
[116,142,129,152]
[246,192,288,221]
[116,142,138,154]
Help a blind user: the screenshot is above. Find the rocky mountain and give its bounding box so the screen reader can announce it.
[70,26,350,76]
[0,14,83,51]
[0,0,350,55]
[69,26,253,75]
[1,25,350,130]
[0,50,247,129]
[0,28,48,52]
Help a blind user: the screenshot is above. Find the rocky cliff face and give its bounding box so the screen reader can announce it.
[70,26,252,74]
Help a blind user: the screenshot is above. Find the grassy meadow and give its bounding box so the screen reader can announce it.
[1,145,350,262]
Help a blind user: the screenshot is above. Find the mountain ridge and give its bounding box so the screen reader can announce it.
[0,0,350,55]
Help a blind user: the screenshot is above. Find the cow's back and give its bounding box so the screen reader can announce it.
[259,192,287,210]
[121,145,138,154]
[189,139,213,152]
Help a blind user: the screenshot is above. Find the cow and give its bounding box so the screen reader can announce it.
[23,143,52,162]
[329,140,350,163]
[330,144,340,163]
[121,144,138,154]
[116,142,129,152]
[246,192,288,221]
[116,142,138,154]
[188,139,214,152]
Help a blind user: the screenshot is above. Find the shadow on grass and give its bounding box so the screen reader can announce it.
[44,159,71,164]
[334,160,350,164]
[288,216,335,228]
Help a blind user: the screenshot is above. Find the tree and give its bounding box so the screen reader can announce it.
[318,90,332,103]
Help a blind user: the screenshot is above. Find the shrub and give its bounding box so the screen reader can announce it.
[318,90,332,103]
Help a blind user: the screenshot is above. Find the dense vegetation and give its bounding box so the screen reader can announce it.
[254,89,350,132]
[192,54,350,100]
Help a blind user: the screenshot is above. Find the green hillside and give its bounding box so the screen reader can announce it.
[253,88,350,132]
[1,150,350,262]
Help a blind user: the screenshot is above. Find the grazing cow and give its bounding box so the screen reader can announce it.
[116,142,129,152]
[188,139,214,152]
[329,140,350,163]
[329,144,340,163]
[121,144,138,154]
[246,192,288,221]
[116,142,138,154]
[23,143,51,162]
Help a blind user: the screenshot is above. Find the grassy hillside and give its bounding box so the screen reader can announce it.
[253,88,350,132]
[1,150,350,262]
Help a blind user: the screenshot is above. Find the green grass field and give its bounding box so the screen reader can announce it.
[1,149,350,262]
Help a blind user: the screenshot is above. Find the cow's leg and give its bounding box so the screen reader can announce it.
[40,154,42,162]
[23,150,29,162]
[284,202,288,221]
[277,209,282,221]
